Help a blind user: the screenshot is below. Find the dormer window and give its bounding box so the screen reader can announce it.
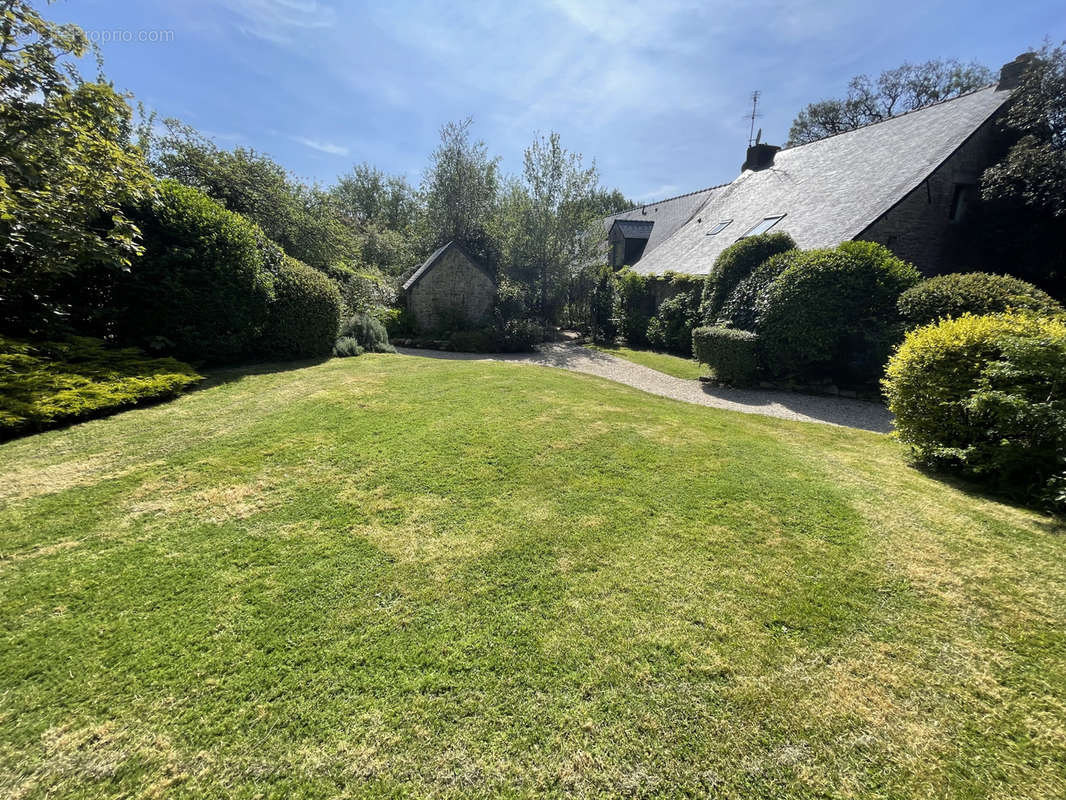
[740,214,785,238]
[705,220,733,236]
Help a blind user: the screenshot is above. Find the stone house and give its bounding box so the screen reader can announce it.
[602,54,1030,280]
[403,242,496,334]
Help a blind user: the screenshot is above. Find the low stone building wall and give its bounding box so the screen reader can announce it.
[405,244,496,334]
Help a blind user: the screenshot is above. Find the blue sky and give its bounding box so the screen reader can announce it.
[57,0,1065,202]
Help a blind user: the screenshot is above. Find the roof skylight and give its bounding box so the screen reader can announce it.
[740,215,785,237]
[705,220,732,236]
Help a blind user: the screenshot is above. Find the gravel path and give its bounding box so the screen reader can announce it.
[396,343,893,433]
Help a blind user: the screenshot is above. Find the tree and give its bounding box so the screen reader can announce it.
[421,118,500,262]
[499,132,602,325]
[981,44,1066,217]
[332,163,423,276]
[787,59,993,146]
[0,0,155,333]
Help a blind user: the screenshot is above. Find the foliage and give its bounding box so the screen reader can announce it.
[647,280,702,356]
[614,268,651,346]
[587,264,618,343]
[692,326,760,385]
[716,250,799,331]
[421,117,500,261]
[884,312,1066,511]
[331,336,364,358]
[788,58,993,145]
[898,272,1064,328]
[497,132,602,325]
[496,319,541,352]
[380,306,415,338]
[0,1,155,333]
[0,334,200,435]
[982,44,1066,218]
[448,328,498,353]
[758,241,921,384]
[256,256,342,360]
[116,180,272,364]
[701,232,797,323]
[338,311,394,354]
[150,120,360,274]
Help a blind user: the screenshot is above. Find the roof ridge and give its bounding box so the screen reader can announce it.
[776,82,1004,153]
[608,182,731,218]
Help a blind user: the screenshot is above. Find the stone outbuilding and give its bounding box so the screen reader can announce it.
[403,242,496,334]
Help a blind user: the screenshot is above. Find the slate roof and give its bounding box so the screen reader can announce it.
[610,219,655,239]
[628,84,1012,276]
[403,241,455,291]
[602,185,726,258]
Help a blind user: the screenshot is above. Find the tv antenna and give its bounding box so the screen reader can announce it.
[747,90,762,147]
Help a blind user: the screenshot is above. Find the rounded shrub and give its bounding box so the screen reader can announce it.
[717,250,800,331]
[701,231,796,323]
[692,326,759,385]
[256,256,342,360]
[332,337,364,358]
[118,180,271,364]
[338,311,394,353]
[646,290,701,355]
[758,241,921,384]
[884,313,1066,511]
[898,272,1064,329]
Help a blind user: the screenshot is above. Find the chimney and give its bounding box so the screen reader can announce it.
[997,52,1035,91]
[742,142,780,172]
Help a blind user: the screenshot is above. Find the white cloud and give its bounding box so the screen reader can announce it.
[290,136,349,156]
[220,0,336,45]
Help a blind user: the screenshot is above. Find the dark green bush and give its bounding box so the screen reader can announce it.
[615,269,651,347]
[381,307,416,338]
[884,313,1066,511]
[758,241,921,384]
[118,180,272,364]
[646,289,701,355]
[449,329,498,353]
[588,264,619,343]
[497,319,542,353]
[701,232,797,323]
[0,335,201,436]
[338,311,394,353]
[332,337,364,358]
[256,256,342,360]
[716,251,800,331]
[898,272,1064,329]
[692,326,760,386]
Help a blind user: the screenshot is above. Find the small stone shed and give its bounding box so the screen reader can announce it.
[403,242,496,334]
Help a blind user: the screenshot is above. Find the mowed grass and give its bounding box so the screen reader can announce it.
[586,344,705,380]
[1,354,1064,799]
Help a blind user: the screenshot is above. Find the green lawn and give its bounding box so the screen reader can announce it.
[587,344,705,380]
[2,354,1063,799]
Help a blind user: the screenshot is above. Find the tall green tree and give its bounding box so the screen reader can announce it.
[787,58,993,146]
[332,163,423,276]
[421,118,500,263]
[499,132,602,325]
[0,0,155,332]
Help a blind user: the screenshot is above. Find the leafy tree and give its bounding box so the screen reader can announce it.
[149,120,359,274]
[0,0,155,333]
[332,163,423,276]
[788,58,993,146]
[499,132,602,325]
[982,43,1066,217]
[421,118,500,263]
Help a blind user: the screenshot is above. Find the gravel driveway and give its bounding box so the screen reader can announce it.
[396,343,894,433]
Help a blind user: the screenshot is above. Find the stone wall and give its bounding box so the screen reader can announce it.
[859,110,1007,275]
[407,247,495,334]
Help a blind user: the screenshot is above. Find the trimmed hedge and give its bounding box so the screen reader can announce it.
[0,336,202,436]
[692,326,759,386]
[884,313,1066,511]
[257,256,342,360]
[898,272,1064,329]
[701,232,796,323]
[119,180,272,364]
[758,241,921,384]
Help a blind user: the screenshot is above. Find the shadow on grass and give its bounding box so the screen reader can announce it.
[193,355,334,392]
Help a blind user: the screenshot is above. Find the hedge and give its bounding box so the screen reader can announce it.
[716,250,800,331]
[692,326,759,386]
[0,335,202,436]
[758,241,920,384]
[256,256,342,360]
[884,313,1066,511]
[898,272,1064,329]
[701,232,796,324]
[118,180,272,364]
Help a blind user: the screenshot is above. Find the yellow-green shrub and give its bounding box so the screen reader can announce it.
[0,336,202,436]
[883,313,1066,510]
